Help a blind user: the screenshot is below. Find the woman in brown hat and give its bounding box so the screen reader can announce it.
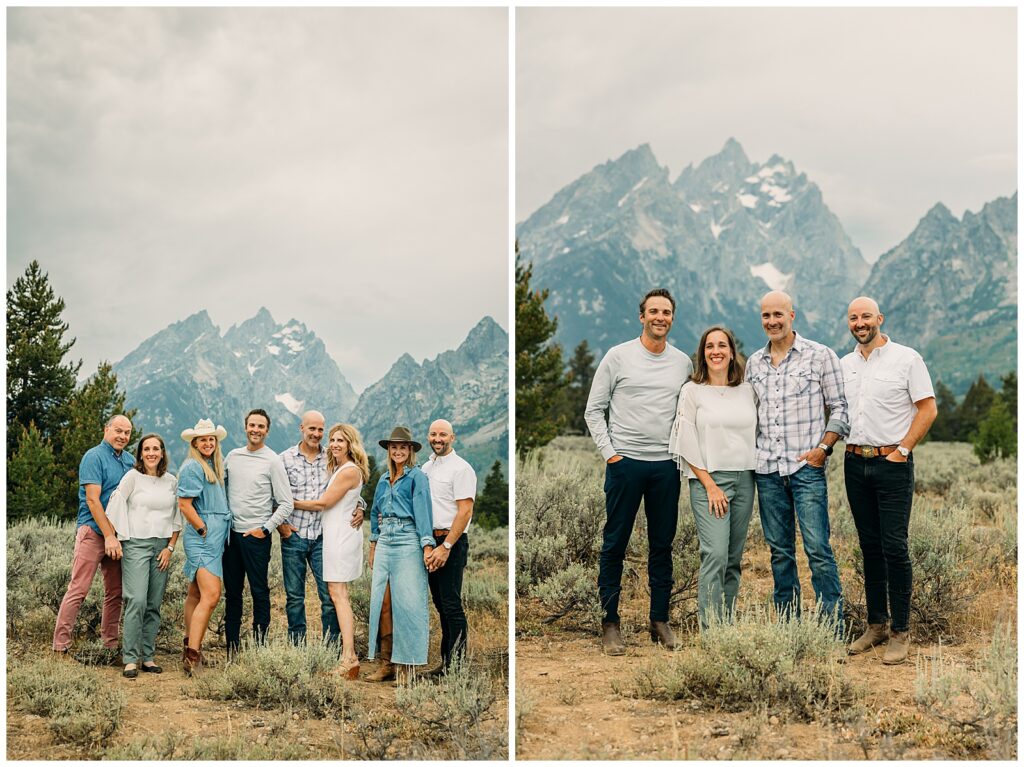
[365,426,434,683]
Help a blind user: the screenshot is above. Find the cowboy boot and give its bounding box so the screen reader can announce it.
[848,623,889,655]
[364,634,395,682]
[601,622,626,656]
[650,620,680,650]
[882,631,911,665]
[183,647,202,677]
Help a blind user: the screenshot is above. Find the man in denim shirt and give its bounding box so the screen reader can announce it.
[744,291,849,626]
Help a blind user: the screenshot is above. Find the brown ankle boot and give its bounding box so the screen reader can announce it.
[183,647,202,677]
[848,623,889,655]
[601,622,626,656]
[882,631,911,665]
[182,636,189,664]
[365,634,395,682]
[650,620,680,650]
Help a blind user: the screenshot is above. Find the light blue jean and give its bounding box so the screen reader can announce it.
[368,518,429,665]
[755,464,844,626]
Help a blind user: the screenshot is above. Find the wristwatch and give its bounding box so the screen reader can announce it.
[816,442,833,456]
[897,445,910,458]
[197,525,207,537]
[442,540,453,551]
[261,526,271,537]
[166,543,175,553]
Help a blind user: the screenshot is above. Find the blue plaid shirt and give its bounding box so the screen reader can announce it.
[745,332,850,476]
[279,443,328,539]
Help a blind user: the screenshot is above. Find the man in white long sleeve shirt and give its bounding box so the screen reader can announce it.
[223,408,294,654]
[584,288,693,656]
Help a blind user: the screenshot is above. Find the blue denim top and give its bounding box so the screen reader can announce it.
[77,440,136,535]
[369,465,434,549]
[176,459,231,519]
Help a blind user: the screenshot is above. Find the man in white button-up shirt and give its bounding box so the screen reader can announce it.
[841,297,936,665]
[422,419,477,675]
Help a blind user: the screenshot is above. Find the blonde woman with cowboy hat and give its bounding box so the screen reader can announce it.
[366,426,434,684]
[177,418,231,676]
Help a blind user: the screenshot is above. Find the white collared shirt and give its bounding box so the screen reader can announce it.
[421,449,477,530]
[841,336,934,446]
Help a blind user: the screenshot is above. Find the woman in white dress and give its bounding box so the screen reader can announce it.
[669,325,757,629]
[303,422,368,678]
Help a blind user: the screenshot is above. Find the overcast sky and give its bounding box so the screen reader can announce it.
[9,7,508,392]
[517,7,1016,262]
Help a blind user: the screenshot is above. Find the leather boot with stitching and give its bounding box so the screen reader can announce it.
[848,623,889,655]
[650,620,680,650]
[183,647,202,677]
[882,631,910,665]
[601,622,626,656]
[365,634,396,682]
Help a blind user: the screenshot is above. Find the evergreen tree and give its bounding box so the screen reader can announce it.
[362,453,383,515]
[6,260,81,452]
[515,245,566,454]
[561,340,596,435]
[999,371,1017,429]
[973,400,1016,464]
[7,422,65,522]
[474,460,508,530]
[957,375,997,441]
[55,362,138,512]
[929,380,960,442]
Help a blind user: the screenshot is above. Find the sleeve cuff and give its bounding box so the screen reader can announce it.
[369,533,379,543]
[421,537,436,549]
[825,417,851,439]
[600,445,617,461]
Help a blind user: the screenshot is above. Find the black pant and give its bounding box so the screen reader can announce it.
[223,530,272,652]
[598,457,680,624]
[844,453,915,633]
[428,532,469,669]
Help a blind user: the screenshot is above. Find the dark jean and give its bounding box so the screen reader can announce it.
[599,457,680,624]
[844,453,915,633]
[223,530,272,652]
[428,532,469,669]
[755,464,844,624]
[280,533,340,645]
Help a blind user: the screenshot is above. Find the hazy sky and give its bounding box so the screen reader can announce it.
[517,7,1016,262]
[9,7,508,391]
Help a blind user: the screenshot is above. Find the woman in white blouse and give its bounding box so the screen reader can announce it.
[106,434,182,678]
[669,326,757,629]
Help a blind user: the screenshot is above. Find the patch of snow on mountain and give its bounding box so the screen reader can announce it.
[617,177,647,208]
[281,337,305,353]
[689,203,703,213]
[561,247,571,254]
[744,175,759,183]
[556,214,570,225]
[266,344,281,355]
[711,222,723,240]
[738,193,759,208]
[141,357,151,365]
[750,262,793,291]
[757,163,788,178]
[248,364,257,376]
[573,228,589,238]
[592,294,605,313]
[274,393,303,417]
[760,182,792,204]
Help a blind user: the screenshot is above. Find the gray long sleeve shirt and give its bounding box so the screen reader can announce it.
[584,338,693,461]
[224,445,295,533]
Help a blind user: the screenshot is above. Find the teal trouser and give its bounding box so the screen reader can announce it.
[121,537,170,664]
[689,470,755,629]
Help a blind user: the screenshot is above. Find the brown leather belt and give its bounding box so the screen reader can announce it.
[433,528,450,537]
[846,444,899,458]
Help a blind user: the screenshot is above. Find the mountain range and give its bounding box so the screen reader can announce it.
[516,139,1016,394]
[112,311,508,476]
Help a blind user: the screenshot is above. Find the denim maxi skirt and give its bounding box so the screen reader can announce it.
[367,518,429,665]
[183,510,231,582]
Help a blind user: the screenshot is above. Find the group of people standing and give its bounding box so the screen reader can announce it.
[586,288,936,665]
[51,409,478,683]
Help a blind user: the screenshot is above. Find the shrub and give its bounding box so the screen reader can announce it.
[8,657,126,748]
[104,731,312,760]
[915,624,1017,759]
[189,640,355,717]
[628,607,858,722]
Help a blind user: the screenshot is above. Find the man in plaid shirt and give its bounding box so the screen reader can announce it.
[744,291,849,627]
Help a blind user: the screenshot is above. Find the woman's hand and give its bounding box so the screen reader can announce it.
[704,482,729,519]
[423,545,435,569]
[157,547,172,571]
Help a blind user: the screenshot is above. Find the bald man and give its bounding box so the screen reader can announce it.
[421,419,477,675]
[53,414,136,658]
[841,297,936,664]
[278,410,363,645]
[745,291,849,628]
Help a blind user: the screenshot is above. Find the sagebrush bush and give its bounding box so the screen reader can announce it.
[189,640,355,717]
[629,607,858,721]
[915,623,1017,759]
[8,657,126,748]
[104,731,312,760]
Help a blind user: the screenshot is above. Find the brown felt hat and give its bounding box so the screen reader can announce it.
[378,425,422,452]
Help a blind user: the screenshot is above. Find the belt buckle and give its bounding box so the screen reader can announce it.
[861,446,877,458]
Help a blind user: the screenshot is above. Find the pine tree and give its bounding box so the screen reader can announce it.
[7,422,65,522]
[515,245,566,454]
[6,260,81,452]
[474,460,508,530]
[929,380,960,442]
[55,362,138,512]
[973,400,1016,464]
[999,371,1017,429]
[562,339,596,435]
[957,375,997,441]
[362,453,383,515]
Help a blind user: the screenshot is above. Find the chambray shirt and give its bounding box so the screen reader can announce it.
[279,443,329,540]
[369,466,435,549]
[745,332,850,476]
[77,440,136,535]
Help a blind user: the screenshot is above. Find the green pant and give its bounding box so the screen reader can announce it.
[121,537,170,664]
[689,471,755,629]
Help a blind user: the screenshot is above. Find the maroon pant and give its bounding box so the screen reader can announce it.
[52,525,123,651]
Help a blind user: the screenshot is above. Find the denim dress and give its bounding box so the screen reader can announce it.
[367,466,434,665]
[177,459,231,582]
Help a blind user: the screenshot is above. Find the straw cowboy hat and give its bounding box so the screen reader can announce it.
[181,418,228,443]
[378,425,422,452]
